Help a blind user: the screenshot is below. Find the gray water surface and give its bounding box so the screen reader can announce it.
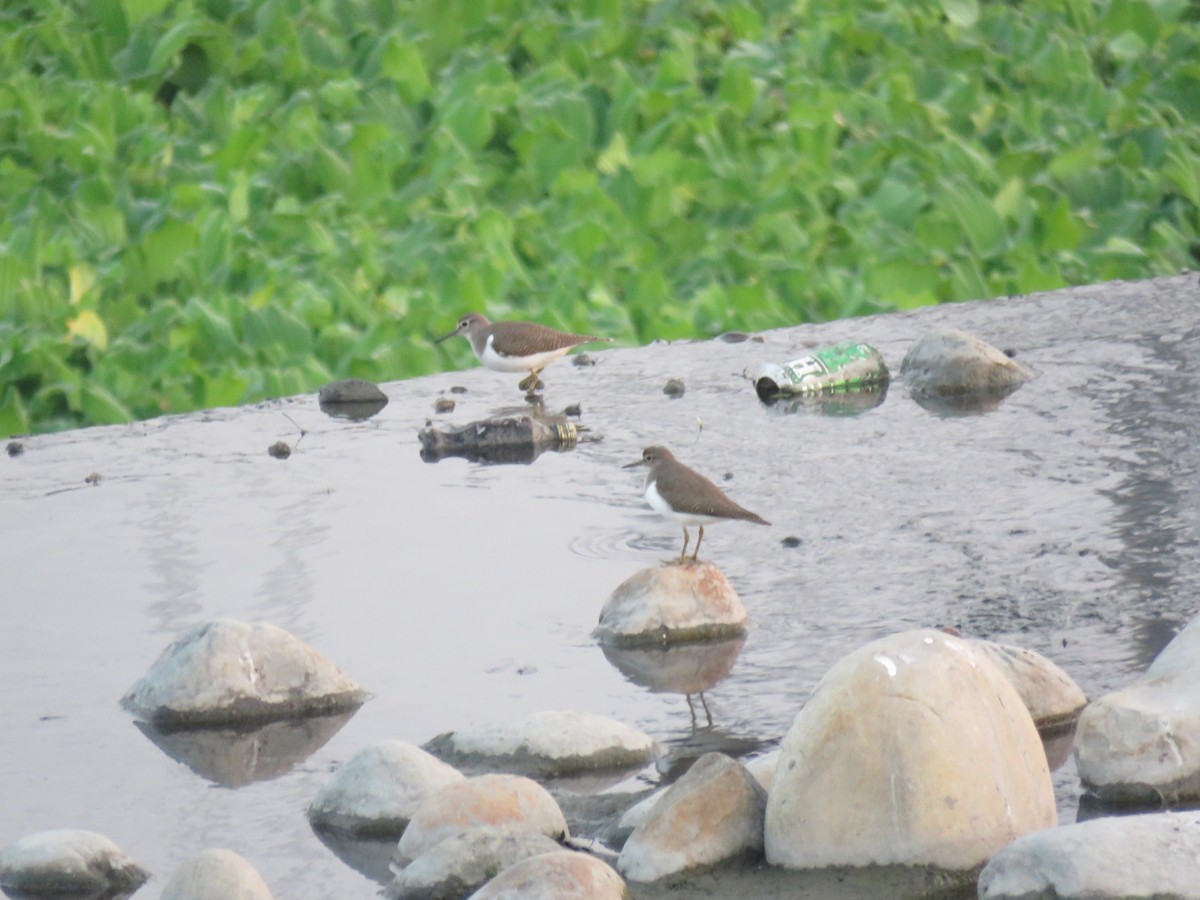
[2,275,1199,898]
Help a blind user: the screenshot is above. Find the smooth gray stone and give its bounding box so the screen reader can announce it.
[308,740,464,836]
[466,850,627,899]
[978,811,1200,899]
[1075,613,1200,803]
[619,752,766,882]
[397,775,568,865]
[424,710,658,779]
[385,826,563,900]
[121,619,368,727]
[161,848,273,899]
[901,327,1032,396]
[0,829,148,897]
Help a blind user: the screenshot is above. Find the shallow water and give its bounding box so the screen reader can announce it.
[2,275,1199,898]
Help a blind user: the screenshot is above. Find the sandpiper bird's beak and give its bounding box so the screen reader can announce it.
[622,459,645,469]
[434,326,461,344]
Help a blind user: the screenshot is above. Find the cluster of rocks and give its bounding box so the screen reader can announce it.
[9,562,1200,900]
[4,318,1199,899]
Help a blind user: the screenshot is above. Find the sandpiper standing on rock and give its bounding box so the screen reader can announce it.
[625,446,770,562]
[435,313,612,394]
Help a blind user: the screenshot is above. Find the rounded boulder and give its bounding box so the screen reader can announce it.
[467,850,627,899]
[424,710,659,779]
[397,774,568,864]
[121,619,368,727]
[594,562,748,646]
[765,629,1055,871]
[900,328,1032,396]
[0,829,148,898]
[1075,613,1200,803]
[618,752,766,882]
[308,740,465,835]
[161,848,272,900]
[385,826,563,900]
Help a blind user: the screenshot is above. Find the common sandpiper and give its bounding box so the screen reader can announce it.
[625,445,770,562]
[435,313,612,394]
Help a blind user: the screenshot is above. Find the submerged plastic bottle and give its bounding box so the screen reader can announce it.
[754,342,889,400]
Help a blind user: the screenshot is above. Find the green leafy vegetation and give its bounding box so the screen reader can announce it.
[1,0,1198,436]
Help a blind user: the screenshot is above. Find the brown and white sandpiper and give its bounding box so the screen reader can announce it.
[435,312,612,393]
[624,445,770,562]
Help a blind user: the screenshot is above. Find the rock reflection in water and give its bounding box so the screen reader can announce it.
[601,636,746,728]
[309,828,397,886]
[319,398,390,421]
[909,382,1022,417]
[133,709,357,786]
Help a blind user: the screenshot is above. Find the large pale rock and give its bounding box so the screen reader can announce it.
[397,774,568,864]
[0,829,149,897]
[1075,614,1200,802]
[900,328,1032,396]
[424,710,659,779]
[466,851,627,899]
[618,752,766,882]
[121,619,368,727]
[594,562,748,646]
[308,740,465,835]
[970,640,1087,731]
[765,629,1055,870]
[978,811,1200,899]
[161,848,272,899]
[385,826,562,900]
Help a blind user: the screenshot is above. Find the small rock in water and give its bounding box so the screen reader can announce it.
[716,331,751,343]
[434,397,456,413]
[396,774,568,864]
[780,536,802,548]
[595,562,749,646]
[618,752,766,882]
[121,618,368,727]
[978,811,1200,900]
[969,639,1087,733]
[1074,611,1200,804]
[268,441,291,459]
[385,826,562,900]
[6,440,24,457]
[307,740,465,836]
[572,353,597,367]
[900,328,1033,397]
[0,829,149,898]
[161,848,273,900]
[450,385,468,393]
[662,378,686,398]
[423,709,660,778]
[563,403,582,417]
[468,850,627,900]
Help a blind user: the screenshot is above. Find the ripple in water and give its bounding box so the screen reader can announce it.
[566,527,676,561]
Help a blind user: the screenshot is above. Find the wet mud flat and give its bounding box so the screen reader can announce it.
[2,274,1199,897]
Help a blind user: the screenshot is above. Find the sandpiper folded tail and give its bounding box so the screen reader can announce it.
[624,445,770,562]
[435,312,612,394]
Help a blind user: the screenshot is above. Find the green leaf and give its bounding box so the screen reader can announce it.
[940,0,980,29]
[81,382,132,425]
[940,179,1007,258]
